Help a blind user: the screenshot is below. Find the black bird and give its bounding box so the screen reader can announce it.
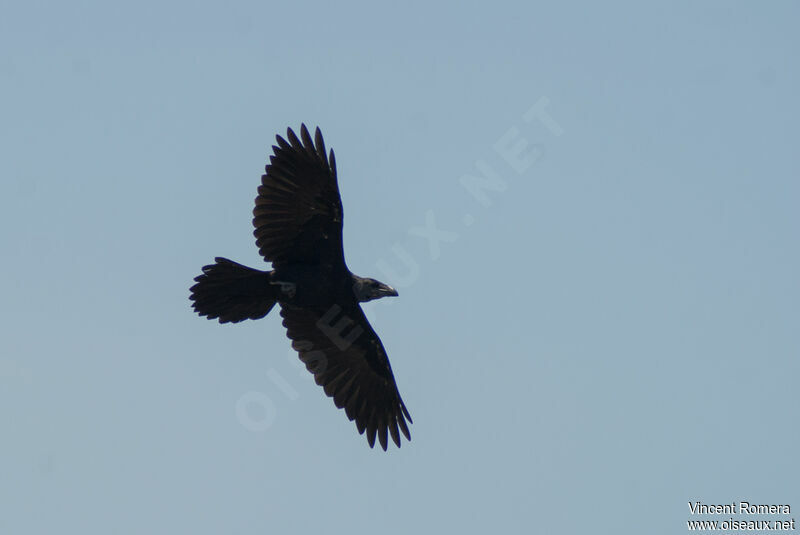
[190,125,412,450]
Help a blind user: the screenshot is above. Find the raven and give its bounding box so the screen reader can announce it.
[190,125,412,450]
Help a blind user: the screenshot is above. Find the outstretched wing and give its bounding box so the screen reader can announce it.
[280,301,413,450]
[253,125,345,268]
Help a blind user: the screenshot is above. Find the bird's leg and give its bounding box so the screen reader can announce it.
[270,280,297,298]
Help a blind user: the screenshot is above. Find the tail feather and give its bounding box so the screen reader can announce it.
[190,257,276,323]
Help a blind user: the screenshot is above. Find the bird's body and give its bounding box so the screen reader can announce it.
[190,125,411,450]
[274,263,348,306]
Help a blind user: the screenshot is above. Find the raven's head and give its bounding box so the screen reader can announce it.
[352,275,398,303]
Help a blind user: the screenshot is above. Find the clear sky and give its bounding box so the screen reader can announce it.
[2,1,798,534]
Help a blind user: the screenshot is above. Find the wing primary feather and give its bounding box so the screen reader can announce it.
[397,410,411,441]
[366,421,377,448]
[378,416,388,451]
[300,124,314,155]
[401,402,413,423]
[356,412,367,434]
[287,127,302,149]
[314,127,326,163]
[365,403,378,448]
[389,417,401,448]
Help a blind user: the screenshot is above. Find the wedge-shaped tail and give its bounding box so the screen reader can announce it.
[190,257,276,323]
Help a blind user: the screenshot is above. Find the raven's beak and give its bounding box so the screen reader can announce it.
[380,284,399,297]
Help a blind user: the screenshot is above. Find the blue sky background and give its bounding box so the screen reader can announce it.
[2,1,798,533]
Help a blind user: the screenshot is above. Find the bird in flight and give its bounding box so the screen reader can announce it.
[190,125,412,450]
